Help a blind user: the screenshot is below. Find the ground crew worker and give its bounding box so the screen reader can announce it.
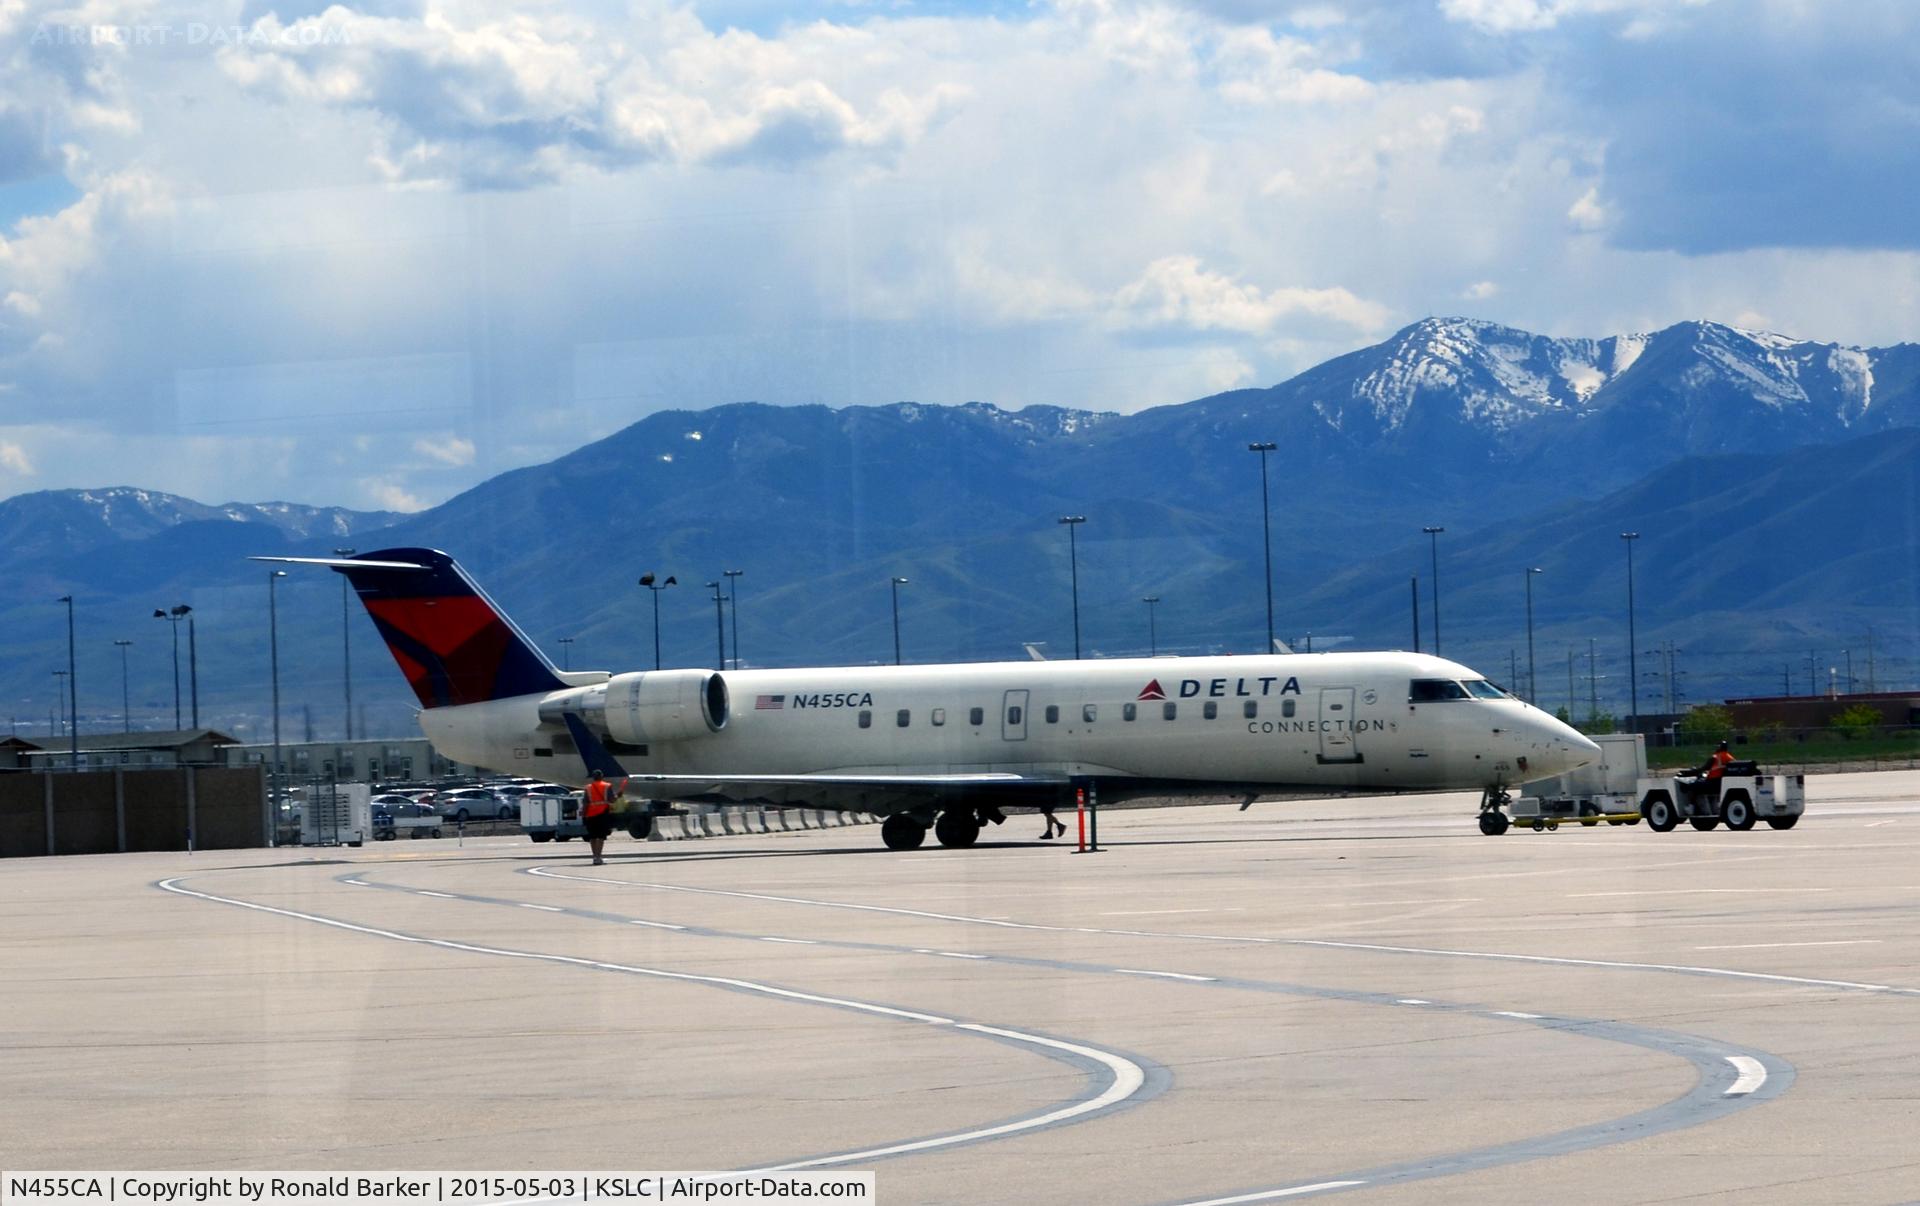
[1685,741,1735,809]
[584,769,621,866]
[1700,741,1734,779]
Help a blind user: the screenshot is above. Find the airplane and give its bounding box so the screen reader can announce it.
[257,548,1601,851]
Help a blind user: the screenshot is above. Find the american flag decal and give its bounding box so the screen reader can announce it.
[756,694,786,710]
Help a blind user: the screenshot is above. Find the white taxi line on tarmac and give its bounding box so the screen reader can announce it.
[1178,1181,1368,1205]
[154,873,1153,1172]
[1724,1056,1768,1096]
[528,869,1920,999]
[348,864,1792,1203]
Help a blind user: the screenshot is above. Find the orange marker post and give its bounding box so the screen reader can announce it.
[1076,787,1087,852]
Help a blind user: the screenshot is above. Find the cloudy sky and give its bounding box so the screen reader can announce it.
[0,0,1915,510]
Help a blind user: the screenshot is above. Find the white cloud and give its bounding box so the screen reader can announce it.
[412,434,476,466]
[1112,255,1391,335]
[1463,280,1500,299]
[361,478,427,512]
[1567,186,1610,231]
[0,439,33,475]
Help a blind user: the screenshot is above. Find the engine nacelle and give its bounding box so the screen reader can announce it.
[539,670,729,745]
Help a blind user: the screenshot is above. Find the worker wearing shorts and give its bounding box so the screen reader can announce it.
[584,770,620,865]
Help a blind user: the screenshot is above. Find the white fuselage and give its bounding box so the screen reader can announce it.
[419,651,1597,798]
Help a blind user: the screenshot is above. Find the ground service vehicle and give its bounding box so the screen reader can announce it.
[1638,762,1805,832]
[372,802,444,840]
[1484,733,1804,834]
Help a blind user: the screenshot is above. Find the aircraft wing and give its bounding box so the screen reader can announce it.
[618,770,1070,814]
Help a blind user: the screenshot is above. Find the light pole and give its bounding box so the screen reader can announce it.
[184,607,198,728]
[58,594,77,764]
[114,640,132,733]
[1058,516,1086,659]
[639,573,676,670]
[269,570,286,809]
[890,577,909,665]
[1249,442,1277,653]
[154,608,183,728]
[334,547,355,739]
[1422,526,1445,654]
[557,637,574,670]
[1621,532,1640,733]
[705,581,725,669]
[1525,567,1542,704]
[724,569,743,670]
[1142,596,1160,657]
[51,670,68,738]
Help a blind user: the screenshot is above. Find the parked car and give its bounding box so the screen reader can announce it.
[435,786,511,822]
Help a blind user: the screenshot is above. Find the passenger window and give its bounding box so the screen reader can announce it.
[969,707,984,726]
[1083,704,1097,723]
[1163,702,1177,720]
[897,709,911,728]
[1123,703,1137,721]
[1243,700,1257,719]
[1282,699,1296,718]
[931,708,946,726]
[1045,705,1060,724]
[1203,701,1218,719]
[858,710,872,729]
[1008,706,1023,725]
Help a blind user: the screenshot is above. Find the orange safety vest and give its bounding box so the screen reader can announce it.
[585,779,611,817]
[1705,750,1733,779]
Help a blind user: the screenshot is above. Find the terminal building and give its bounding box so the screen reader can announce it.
[5,731,475,784]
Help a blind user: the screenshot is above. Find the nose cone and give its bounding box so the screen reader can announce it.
[1527,712,1601,778]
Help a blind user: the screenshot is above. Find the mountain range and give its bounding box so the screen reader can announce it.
[3,316,1914,740]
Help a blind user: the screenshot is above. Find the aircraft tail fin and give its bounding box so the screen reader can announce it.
[254,548,568,708]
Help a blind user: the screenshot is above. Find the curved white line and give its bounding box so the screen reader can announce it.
[755,1024,1146,1172]
[527,870,1920,998]
[157,876,1149,1167]
[1724,1055,1767,1096]
[1179,1180,1366,1204]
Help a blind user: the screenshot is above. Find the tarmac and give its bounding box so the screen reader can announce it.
[5,771,1920,1204]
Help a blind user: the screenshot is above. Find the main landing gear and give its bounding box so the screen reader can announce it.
[881,806,1008,851]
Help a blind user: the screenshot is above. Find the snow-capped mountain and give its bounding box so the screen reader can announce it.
[0,486,397,563]
[1228,316,1917,466]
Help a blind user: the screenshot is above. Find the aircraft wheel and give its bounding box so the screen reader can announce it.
[1690,816,1720,832]
[1479,811,1509,836]
[1722,792,1755,831]
[1766,816,1800,830]
[1645,794,1677,833]
[934,810,981,848]
[882,814,927,851]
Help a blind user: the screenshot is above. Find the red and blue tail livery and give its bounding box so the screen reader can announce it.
[257,548,567,708]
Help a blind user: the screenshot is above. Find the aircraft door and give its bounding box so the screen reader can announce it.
[1317,686,1362,764]
[1002,689,1029,742]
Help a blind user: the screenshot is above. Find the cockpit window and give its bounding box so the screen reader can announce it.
[1463,679,1510,700]
[1409,679,1470,702]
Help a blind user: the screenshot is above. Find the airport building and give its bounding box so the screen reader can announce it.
[1724,691,1920,735]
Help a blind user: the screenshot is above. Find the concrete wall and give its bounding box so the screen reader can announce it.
[0,767,267,858]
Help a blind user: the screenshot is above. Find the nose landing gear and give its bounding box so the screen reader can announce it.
[1478,787,1512,836]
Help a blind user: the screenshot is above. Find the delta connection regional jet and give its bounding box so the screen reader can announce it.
[257,549,1600,851]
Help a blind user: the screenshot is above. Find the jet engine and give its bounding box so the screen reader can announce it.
[538,670,729,744]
